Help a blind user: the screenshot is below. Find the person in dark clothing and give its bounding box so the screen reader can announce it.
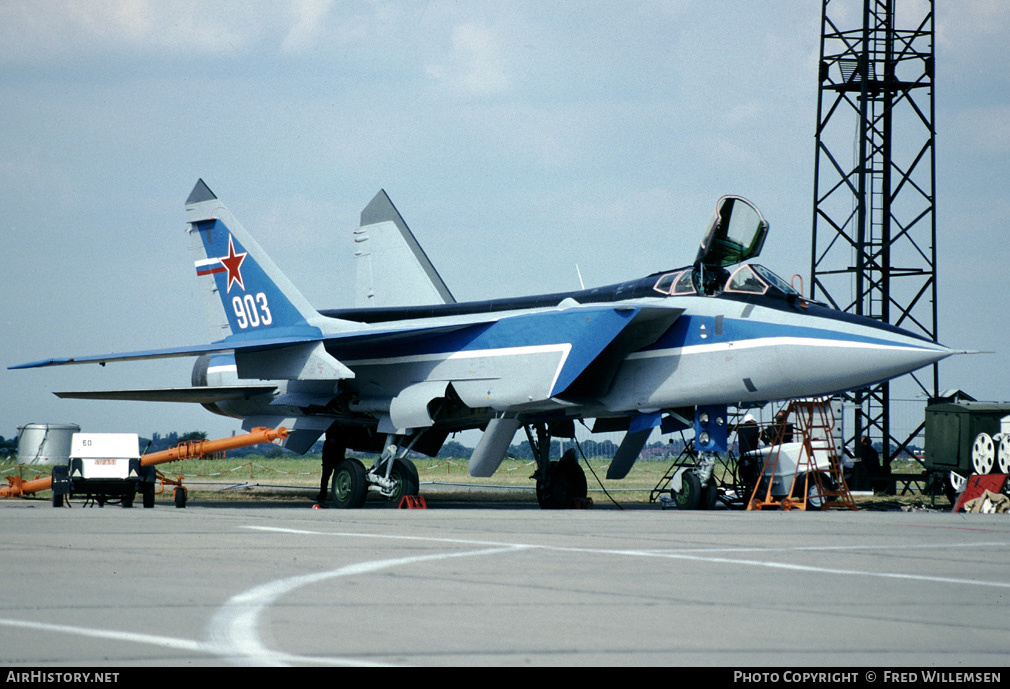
[860,435,895,495]
[761,410,794,446]
[735,413,762,489]
[736,414,761,454]
[859,435,883,493]
[317,437,345,504]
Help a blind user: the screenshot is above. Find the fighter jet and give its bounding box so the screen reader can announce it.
[12,180,952,508]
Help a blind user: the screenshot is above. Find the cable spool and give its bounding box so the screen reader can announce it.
[998,434,1010,475]
[972,432,996,474]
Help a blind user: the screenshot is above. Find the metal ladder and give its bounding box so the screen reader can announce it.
[748,399,856,511]
[787,399,856,510]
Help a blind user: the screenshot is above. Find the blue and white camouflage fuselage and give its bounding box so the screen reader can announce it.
[12,180,952,462]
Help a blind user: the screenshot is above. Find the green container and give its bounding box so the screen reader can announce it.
[924,402,1010,474]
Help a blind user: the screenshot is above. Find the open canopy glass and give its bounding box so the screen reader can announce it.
[694,196,768,268]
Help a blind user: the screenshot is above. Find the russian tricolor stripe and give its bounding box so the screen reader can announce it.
[195,258,224,277]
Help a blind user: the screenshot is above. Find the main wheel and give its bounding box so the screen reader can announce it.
[331,458,368,508]
[672,471,701,510]
[536,474,556,509]
[386,457,419,505]
[550,457,588,509]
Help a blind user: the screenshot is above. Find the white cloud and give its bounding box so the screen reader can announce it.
[949,104,1010,156]
[426,21,511,96]
[280,0,335,53]
[936,0,1010,50]
[0,0,263,61]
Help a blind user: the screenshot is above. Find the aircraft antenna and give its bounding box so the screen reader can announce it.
[810,0,939,474]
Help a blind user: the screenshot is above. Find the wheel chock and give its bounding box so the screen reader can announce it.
[574,497,594,509]
[398,495,427,509]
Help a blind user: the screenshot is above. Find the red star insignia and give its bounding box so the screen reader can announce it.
[219,235,247,293]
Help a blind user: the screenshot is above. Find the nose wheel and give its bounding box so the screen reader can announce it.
[670,469,702,510]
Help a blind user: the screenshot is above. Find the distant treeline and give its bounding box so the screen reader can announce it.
[134,432,687,462]
[390,437,687,461]
[2,426,923,463]
[0,435,18,459]
[500,438,687,461]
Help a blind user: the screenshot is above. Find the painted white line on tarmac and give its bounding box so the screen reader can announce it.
[0,542,526,667]
[645,541,1010,554]
[246,525,1010,590]
[0,618,203,653]
[207,543,529,666]
[7,527,1007,666]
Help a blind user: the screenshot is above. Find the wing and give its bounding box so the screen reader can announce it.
[330,302,684,435]
[54,386,276,403]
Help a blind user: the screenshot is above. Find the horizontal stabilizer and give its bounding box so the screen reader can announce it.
[9,322,473,371]
[54,386,277,403]
[236,341,354,381]
[8,335,323,369]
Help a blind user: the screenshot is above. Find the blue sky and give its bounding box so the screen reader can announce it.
[2,1,1007,444]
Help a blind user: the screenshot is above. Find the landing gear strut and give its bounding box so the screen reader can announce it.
[368,438,421,505]
[525,423,588,509]
[325,433,421,508]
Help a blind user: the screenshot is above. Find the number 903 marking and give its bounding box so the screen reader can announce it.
[232,293,272,329]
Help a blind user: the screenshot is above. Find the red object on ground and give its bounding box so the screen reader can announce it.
[953,474,1008,512]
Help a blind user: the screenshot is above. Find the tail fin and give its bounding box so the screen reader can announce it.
[186,179,323,341]
[353,190,455,308]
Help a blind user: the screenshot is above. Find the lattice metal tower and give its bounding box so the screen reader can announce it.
[810,0,938,464]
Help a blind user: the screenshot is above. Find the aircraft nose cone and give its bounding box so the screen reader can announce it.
[749,308,956,402]
[829,320,952,391]
[902,339,953,369]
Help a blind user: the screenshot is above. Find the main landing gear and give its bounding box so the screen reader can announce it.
[525,423,589,509]
[326,435,420,509]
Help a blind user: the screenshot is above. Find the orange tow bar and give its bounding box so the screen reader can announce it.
[0,426,288,499]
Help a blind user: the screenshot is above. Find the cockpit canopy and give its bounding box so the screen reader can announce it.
[653,263,800,300]
[653,196,791,300]
[695,196,768,268]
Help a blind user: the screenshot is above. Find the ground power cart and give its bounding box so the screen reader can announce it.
[51,433,156,508]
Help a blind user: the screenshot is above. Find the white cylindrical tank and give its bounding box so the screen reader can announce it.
[16,423,80,465]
